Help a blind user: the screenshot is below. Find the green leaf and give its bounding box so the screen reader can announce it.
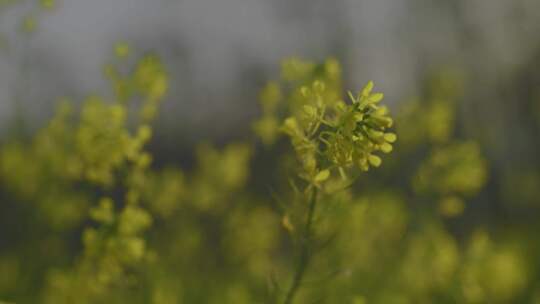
[347,91,357,103]
[368,93,384,103]
[361,81,374,97]
[314,169,330,183]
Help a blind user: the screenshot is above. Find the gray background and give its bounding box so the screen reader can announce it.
[1,0,539,145]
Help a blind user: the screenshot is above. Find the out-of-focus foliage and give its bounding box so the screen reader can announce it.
[1,47,167,303]
[0,47,538,304]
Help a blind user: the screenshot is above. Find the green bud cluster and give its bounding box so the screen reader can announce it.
[282,80,396,185]
[414,141,488,197]
[0,47,169,302]
[393,71,488,218]
[105,53,168,122]
[254,58,342,146]
[255,58,396,188]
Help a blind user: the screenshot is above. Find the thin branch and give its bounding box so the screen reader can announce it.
[283,187,318,304]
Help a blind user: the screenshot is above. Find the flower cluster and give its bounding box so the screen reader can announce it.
[254,58,395,187]
[253,58,342,146]
[282,80,396,184]
[0,47,169,303]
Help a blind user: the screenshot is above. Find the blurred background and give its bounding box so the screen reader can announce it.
[2,0,539,144]
[1,0,540,303]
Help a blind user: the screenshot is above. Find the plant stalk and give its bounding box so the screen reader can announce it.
[283,187,318,304]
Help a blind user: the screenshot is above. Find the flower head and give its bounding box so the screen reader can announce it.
[282,79,396,184]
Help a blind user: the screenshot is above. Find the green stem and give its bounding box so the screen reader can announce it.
[283,187,318,304]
